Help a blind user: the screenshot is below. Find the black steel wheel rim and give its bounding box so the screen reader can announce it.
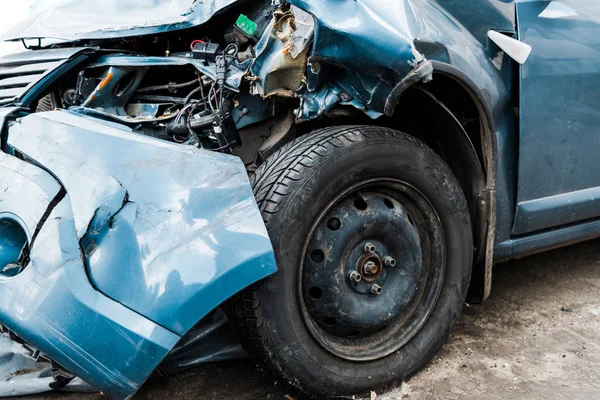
[300,179,446,361]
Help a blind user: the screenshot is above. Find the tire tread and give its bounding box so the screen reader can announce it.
[229,125,467,399]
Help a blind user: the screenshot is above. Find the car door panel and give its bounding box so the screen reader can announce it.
[515,0,600,235]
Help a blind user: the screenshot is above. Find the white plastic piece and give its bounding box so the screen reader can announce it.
[488,30,532,65]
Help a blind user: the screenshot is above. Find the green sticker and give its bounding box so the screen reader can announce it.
[235,14,258,37]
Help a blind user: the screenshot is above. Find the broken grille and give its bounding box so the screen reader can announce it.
[0,48,86,106]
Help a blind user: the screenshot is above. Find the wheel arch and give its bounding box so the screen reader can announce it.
[295,62,499,303]
[396,62,499,303]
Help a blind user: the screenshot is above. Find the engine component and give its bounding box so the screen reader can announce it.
[81,66,148,116]
[235,14,258,38]
[192,42,222,63]
[211,111,240,151]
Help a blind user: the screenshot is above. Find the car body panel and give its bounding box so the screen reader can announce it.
[6,110,277,336]
[436,0,516,44]
[289,0,425,116]
[514,0,600,235]
[0,109,276,398]
[0,151,180,399]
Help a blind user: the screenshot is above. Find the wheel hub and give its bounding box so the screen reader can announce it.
[303,192,422,339]
[359,252,382,282]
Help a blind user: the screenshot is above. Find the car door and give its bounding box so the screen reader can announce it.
[514,0,600,235]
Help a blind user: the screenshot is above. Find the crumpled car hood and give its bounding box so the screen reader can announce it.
[0,0,242,42]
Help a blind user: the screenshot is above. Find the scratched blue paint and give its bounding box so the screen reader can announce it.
[0,109,276,398]
[7,110,277,336]
[0,151,181,399]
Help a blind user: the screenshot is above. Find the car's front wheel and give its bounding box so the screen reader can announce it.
[231,125,473,398]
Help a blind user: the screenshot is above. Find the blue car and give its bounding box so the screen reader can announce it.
[0,0,594,398]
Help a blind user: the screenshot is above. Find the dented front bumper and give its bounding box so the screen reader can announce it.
[0,109,276,399]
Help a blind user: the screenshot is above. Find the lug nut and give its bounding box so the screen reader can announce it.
[384,256,397,267]
[370,284,383,295]
[363,261,378,275]
[364,243,376,254]
[349,271,362,283]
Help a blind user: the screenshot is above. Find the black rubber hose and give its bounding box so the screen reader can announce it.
[132,95,188,104]
[137,79,200,93]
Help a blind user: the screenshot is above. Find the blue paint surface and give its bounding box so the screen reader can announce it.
[514,0,600,235]
[7,110,277,336]
[0,152,181,399]
[0,109,276,398]
[0,0,241,42]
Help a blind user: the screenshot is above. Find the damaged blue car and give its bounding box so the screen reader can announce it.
[0,0,597,398]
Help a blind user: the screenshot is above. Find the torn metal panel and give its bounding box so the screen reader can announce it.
[296,83,381,121]
[290,0,423,77]
[249,6,314,98]
[0,333,94,397]
[0,0,241,42]
[289,0,426,115]
[7,110,277,336]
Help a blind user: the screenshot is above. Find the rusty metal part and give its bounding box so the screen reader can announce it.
[359,254,383,283]
[364,261,378,275]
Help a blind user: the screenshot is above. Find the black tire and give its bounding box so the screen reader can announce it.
[230,126,472,399]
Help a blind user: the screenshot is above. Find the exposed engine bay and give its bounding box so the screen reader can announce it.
[21,2,317,169]
[1,0,430,172]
